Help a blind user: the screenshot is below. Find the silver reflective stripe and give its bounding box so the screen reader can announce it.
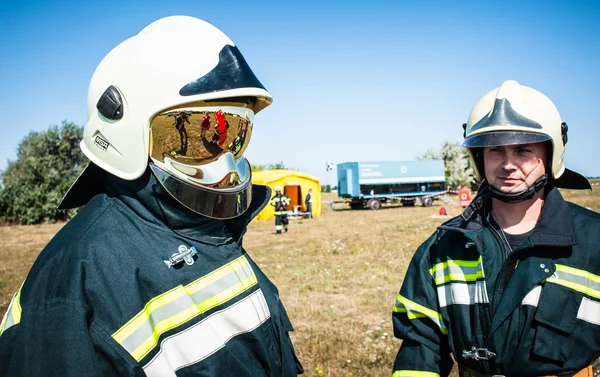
[436,280,489,308]
[547,265,600,298]
[120,262,255,355]
[521,285,542,307]
[113,256,258,361]
[577,297,600,325]
[553,271,600,293]
[143,289,270,377]
[429,258,485,286]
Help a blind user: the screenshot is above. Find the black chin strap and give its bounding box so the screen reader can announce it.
[489,174,548,203]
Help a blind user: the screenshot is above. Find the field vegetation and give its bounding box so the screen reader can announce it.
[1,182,599,376]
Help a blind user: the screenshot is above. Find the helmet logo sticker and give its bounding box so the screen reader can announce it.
[94,134,109,152]
[470,98,542,133]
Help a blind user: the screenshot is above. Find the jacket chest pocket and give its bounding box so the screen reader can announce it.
[532,283,580,362]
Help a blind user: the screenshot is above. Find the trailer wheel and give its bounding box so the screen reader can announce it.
[421,197,433,207]
[367,198,381,210]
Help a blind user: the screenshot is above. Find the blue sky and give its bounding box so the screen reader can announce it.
[1,0,599,186]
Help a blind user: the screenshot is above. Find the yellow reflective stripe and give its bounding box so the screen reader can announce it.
[11,288,22,325]
[429,257,485,285]
[131,277,258,361]
[433,271,485,285]
[429,257,483,275]
[0,300,13,335]
[113,255,257,361]
[556,264,600,284]
[393,308,427,319]
[393,295,447,335]
[186,256,250,293]
[192,274,257,314]
[130,303,201,361]
[548,264,600,299]
[392,370,440,377]
[113,285,186,344]
[114,255,250,343]
[0,285,23,336]
[548,279,600,298]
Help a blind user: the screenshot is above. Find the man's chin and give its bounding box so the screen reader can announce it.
[491,183,526,193]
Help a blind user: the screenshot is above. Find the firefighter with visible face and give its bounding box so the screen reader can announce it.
[391,80,600,377]
[270,186,290,234]
[0,16,303,376]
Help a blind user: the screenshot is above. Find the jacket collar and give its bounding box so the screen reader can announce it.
[449,184,578,247]
[104,166,269,243]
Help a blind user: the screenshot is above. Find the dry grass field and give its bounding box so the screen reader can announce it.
[1,183,599,376]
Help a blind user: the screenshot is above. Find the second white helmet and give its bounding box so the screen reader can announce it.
[463,80,590,190]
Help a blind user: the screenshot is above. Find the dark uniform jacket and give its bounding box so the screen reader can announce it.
[0,169,304,377]
[392,185,600,377]
[270,194,290,216]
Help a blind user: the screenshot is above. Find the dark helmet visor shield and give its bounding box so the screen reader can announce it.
[463,131,551,148]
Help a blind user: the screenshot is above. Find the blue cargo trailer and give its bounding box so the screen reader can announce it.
[337,160,446,209]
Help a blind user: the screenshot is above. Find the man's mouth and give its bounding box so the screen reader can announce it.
[498,177,521,184]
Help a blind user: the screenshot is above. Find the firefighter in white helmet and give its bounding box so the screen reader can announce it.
[0,16,303,376]
[391,80,600,377]
[270,185,291,234]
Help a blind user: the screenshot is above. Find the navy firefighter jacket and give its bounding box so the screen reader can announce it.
[0,169,304,377]
[392,185,600,377]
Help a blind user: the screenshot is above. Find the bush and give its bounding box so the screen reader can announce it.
[0,121,87,224]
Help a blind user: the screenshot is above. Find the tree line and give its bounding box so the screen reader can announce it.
[0,123,477,225]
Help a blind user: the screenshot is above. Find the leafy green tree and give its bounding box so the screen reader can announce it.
[420,141,477,190]
[0,121,88,224]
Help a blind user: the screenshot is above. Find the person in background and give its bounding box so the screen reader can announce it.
[304,188,313,219]
[271,186,290,234]
[0,16,303,377]
[200,112,211,139]
[391,80,599,377]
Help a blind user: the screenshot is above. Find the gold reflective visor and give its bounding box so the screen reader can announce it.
[150,105,254,166]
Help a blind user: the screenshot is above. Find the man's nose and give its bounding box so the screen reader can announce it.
[501,152,518,169]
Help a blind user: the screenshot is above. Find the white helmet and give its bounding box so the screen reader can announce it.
[463,80,590,194]
[274,186,282,193]
[59,16,273,218]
